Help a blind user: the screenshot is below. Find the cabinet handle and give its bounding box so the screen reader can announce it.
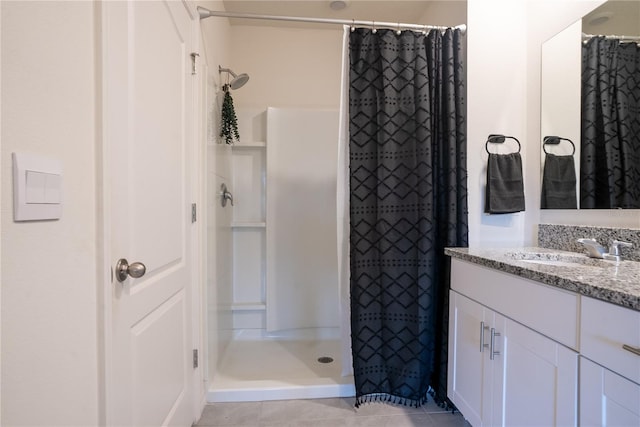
[622,344,640,356]
[480,321,489,352]
[490,328,501,360]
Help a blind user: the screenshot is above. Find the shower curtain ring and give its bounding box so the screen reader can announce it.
[351,19,355,32]
[372,20,377,34]
[396,23,402,35]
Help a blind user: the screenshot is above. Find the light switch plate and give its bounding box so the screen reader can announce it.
[12,152,63,221]
[25,170,48,203]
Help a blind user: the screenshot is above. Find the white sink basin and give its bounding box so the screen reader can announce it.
[504,251,614,268]
[519,259,592,268]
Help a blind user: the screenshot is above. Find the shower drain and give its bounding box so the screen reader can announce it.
[317,356,334,364]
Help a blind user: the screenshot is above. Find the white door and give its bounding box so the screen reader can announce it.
[103,2,196,426]
[495,316,578,427]
[448,291,487,427]
[581,357,640,426]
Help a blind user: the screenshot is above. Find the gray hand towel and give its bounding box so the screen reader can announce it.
[485,152,525,214]
[541,153,577,209]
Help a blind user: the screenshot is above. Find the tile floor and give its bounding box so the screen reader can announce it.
[195,397,471,427]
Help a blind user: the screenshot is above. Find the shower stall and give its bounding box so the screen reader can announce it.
[206,106,354,402]
[200,2,467,405]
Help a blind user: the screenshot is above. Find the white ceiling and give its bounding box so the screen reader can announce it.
[582,0,640,37]
[220,1,436,28]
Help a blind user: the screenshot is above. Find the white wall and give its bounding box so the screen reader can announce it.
[467,0,529,246]
[230,26,343,109]
[1,2,99,425]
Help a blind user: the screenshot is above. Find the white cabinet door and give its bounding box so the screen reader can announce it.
[448,291,578,427]
[581,357,640,427]
[449,291,490,427]
[492,316,578,427]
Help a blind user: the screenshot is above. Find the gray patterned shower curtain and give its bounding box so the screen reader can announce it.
[581,37,640,208]
[349,27,467,407]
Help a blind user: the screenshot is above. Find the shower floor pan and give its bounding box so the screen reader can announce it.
[207,328,355,402]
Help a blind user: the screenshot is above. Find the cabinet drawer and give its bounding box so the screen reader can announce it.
[581,296,640,384]
[451,258,579,349]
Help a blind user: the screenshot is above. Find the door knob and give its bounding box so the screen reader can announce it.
[115,258,146,282]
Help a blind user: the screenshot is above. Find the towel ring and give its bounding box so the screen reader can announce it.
[543,136,576,156]
[485,134,521,154]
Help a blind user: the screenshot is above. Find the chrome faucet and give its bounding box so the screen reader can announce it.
[607,240,634,262]
[577,238,607,259]
[577,238,633,261]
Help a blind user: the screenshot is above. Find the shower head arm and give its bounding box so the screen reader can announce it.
[219,66,238,79]
[218,65,250,90]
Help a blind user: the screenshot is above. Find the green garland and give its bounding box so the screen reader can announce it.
[220,84,240,145]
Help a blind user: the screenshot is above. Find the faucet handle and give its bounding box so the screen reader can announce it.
[577,238,599,245]
[609,240,633,256]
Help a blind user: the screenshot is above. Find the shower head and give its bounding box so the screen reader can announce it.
[219,66,250,90]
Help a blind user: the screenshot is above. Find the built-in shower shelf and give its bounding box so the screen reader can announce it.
[232,221,266,228]
[232,142,266,149]
[231,303,266,311]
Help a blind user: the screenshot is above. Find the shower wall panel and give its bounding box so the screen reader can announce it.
[206,80,234,384]
[231,228,266,329]
[266,108,340,332]
[232,148,265,223]
[230,109,267,330]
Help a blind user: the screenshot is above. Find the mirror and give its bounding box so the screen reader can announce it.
[540,0,640,209]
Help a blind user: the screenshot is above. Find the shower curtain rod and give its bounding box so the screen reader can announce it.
[197,6,466,34]
[582,32,640,42]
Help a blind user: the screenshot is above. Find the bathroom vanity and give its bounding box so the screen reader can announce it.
[446,241,640,426]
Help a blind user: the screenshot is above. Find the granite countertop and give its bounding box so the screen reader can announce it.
[445,247,640,311]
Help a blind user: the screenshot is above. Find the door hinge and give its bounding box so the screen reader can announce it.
[193,349,199,369]
[191,203,197,223]
[190,52,199,75]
